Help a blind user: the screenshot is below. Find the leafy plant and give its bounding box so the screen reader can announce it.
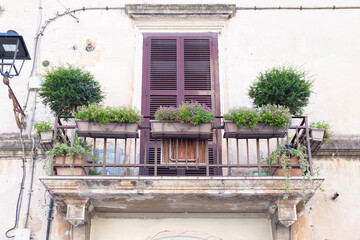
[248,66,313,115]
[89,168,102,175]
[33,120,53,138]
[223,105,291,129]
[224,107,259,127]
[310,120,332,142]
[258,104,292,129]
[44,136,92,175]
[40,64,104,116]
[74,104,142,124]
[154,101,215,126]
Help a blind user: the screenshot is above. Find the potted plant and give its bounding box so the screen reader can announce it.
[308,120,332,153]
[34,120,53,140]
[248,66,313,115]
[310,120,332,142]
[151,101,215,139]
[44,136,92,176]
[39,64,104,117]
[223,105,291,139]
[74,104,142,138]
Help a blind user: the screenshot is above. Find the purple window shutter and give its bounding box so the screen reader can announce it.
[141,33,221,176]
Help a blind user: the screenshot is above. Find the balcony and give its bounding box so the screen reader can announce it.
[40,116,324,228]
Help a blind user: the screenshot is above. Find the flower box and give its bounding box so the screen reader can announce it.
[76,120,139,139]
[40,130,53,140]
[223,120,287,139]
[54,155,86,176]
[150,120,212,139]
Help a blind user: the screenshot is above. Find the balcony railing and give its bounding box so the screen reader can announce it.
[46,116,313,177]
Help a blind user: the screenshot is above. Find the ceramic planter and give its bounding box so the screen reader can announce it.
[310,128,325,141]
[54,155,86,176]
[150,120,212,139]
[40,130,53,140]
[76,120,139,138]
[223,120,287,139]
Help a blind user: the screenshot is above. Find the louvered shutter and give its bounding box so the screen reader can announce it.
[141,33,220,176]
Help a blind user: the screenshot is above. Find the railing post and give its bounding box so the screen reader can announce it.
[304,116,314,176]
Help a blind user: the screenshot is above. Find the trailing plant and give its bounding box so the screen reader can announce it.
[40,64,104,116]
[44,136,92,175]
[74,104,142,124]
[248,66,313,115]
[33,120,53,138]
[223,105,291,129]
[224,107,259,127]
[154,101,215,126]
[310,120,332,142]
[261,145,313,203]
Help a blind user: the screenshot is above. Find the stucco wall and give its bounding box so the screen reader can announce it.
[90,218,272,240]
[292,156,360,240]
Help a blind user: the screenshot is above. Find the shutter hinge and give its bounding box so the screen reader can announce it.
[145,90,148,96]
[147,38,149,46]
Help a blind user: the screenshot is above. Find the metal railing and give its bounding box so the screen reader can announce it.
[49,116,313,177]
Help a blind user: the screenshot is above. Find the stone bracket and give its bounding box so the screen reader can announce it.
[276,200,299,227]
[65,199,93,226]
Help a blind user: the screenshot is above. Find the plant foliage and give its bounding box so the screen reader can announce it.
[248,66,313,115]
[40,64,104,116]
[33,120,53,138]
[154,101,215,126]
[224,105,291,129]
[74,104,142,124]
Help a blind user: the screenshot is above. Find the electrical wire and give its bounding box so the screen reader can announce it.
[5,130,26,238]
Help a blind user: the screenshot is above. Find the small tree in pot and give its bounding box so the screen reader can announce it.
[40,64,104,116]
[248,66,313,115]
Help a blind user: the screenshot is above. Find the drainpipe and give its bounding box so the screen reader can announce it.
[45,197,53,240]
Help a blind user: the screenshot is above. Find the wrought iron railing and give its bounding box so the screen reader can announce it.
[47,116,313,177]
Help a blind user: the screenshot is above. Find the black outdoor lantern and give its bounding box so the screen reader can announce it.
[0,30,31,78]
[0,30,31,129]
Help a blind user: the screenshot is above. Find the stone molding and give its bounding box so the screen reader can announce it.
[125,4,236,20]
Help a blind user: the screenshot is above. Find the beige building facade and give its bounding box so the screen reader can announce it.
[1,1,359,240]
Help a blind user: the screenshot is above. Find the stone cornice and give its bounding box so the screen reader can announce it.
[125,4,236,20]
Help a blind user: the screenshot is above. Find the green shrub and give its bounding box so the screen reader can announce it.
[154,101,215,125]
[33,120,53,137]
[74,104,142,124]
[40,64,104,116]
[248,66,313,115]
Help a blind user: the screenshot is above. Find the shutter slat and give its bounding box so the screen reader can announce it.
[184,39,211,91]
[150,39,177,90]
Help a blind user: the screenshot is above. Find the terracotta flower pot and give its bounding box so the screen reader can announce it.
[223,120,287,139]
[54,155,86,176]
[274,157,302,176]
[76,120,139,138]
